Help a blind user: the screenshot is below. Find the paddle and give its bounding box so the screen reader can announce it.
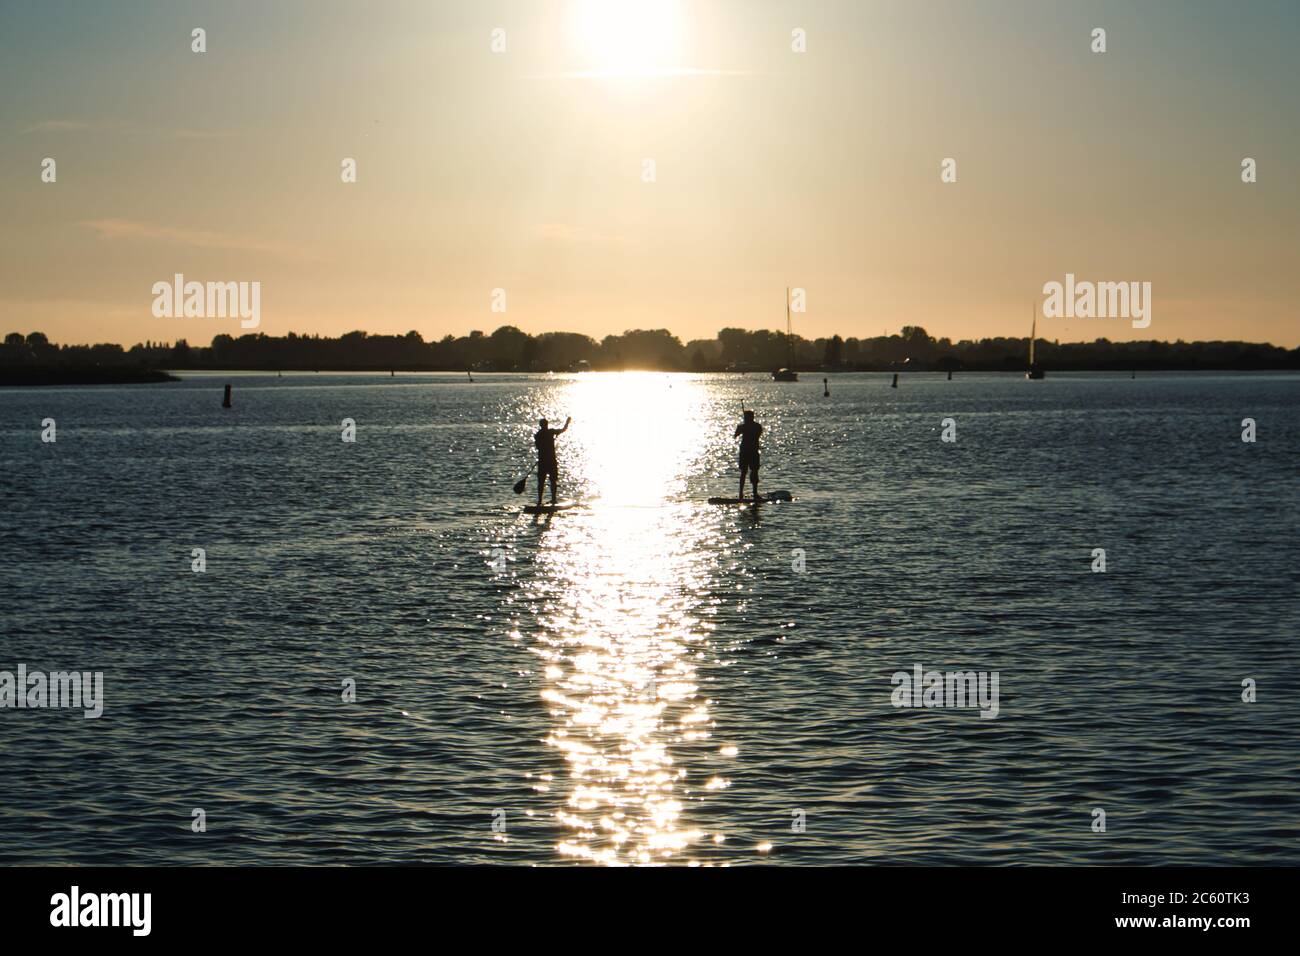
[735,401,746,498]
[512,462,535,495]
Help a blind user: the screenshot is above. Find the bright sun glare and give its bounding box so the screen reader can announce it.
[571,0,684,76]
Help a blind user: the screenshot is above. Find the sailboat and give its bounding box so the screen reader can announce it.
[1026,300,1045,380]
[772,287,799,381]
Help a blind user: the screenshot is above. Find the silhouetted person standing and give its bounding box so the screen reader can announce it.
[534,416,571,506]
[734,409,763,500]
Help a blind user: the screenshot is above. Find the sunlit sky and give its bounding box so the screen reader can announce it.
[2,0,1297,347]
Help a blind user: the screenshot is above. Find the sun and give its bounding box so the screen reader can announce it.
[570,0,683,76]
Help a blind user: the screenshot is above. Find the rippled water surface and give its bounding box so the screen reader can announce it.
[1,371,1297,865]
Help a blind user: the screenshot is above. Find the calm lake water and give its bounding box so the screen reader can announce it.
[1,370,1297,865]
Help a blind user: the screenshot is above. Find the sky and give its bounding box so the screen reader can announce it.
[1,0,1297,348]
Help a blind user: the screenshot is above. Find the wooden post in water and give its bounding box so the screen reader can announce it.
[947,370,953,381]
[891,373,898,389]
[222,384,232,408]
[823,377,829,397]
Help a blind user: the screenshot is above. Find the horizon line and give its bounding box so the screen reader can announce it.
[7,326,1297,352]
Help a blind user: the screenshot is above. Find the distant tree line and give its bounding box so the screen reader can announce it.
[3,326,1298,374]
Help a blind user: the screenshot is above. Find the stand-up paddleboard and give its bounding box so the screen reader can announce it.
[707,490,793,505]
[523,500,580,515]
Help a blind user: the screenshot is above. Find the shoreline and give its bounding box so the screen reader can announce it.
[5,366,1300,386]
[0,368,179,387]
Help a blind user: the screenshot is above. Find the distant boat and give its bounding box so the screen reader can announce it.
[772,287,799,382]
[1026,301,1045,380]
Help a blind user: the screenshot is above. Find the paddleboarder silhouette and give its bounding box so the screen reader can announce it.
[534,416,571,507]
[734,410,763,501]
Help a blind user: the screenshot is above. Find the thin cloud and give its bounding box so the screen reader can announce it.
[20,120,100,134]
[80,219,308,261]
[170,128,240,141]
[534,223,624,244]
[525,67,760,80]
[21,119,239,140]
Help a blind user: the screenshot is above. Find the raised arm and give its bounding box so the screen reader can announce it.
[557,416,572,435]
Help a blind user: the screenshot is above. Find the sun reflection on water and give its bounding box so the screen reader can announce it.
[522,373,727,864]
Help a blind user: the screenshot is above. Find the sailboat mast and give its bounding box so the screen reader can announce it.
[786,287,794,366]
[1029,300,1036,366]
